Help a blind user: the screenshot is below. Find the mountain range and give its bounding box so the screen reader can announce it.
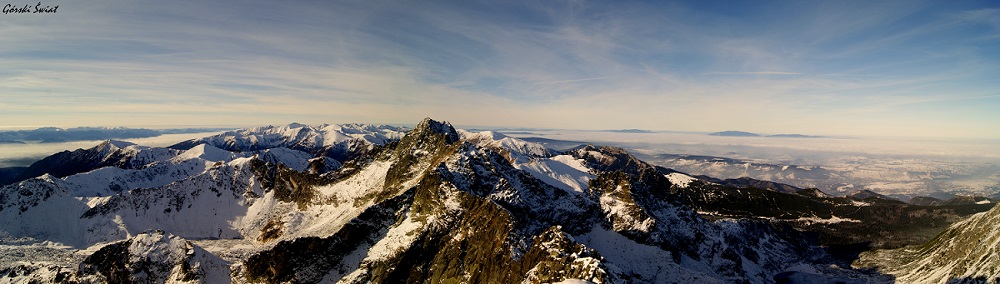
[0,118,995,283]
[0,127,230,144]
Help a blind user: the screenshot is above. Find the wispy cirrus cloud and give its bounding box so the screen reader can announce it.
[704,72,802,76]
[2,0,999,139]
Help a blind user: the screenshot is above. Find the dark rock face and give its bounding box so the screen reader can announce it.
[383,117,461,193]
[249,158,334,210]
[360,180,522,284]
[79,239,133,283]
[411,118,460,144]
[332,166,606,284]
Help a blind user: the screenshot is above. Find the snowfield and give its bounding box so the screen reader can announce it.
[666,172,699,188]
[518,155,594,193]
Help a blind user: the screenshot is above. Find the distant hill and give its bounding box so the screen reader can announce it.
[0,127,229,144]
[708,131,760,137]
[0,127,159,143]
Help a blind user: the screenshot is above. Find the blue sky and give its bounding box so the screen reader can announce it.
[2,0,999,138]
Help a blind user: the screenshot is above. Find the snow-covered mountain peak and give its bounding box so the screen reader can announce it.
[93,139,138,157]
[35,173,61,184]
[126,230,192,264]
[458,129,554,164]
[98,139,136,150]
[517,154,594,193]
[665,172,698,188]
[3,173,68,194]
[463,130,506,141]
[173,143,238,163]
[254,147,324,172]
[333,123,407,134]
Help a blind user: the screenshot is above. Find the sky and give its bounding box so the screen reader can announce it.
[2,0,999,139]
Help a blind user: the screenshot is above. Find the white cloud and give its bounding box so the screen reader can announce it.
[1,0,998,139]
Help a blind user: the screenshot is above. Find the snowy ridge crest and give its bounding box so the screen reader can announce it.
[171,122,406,158]
[458,129,555,164]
